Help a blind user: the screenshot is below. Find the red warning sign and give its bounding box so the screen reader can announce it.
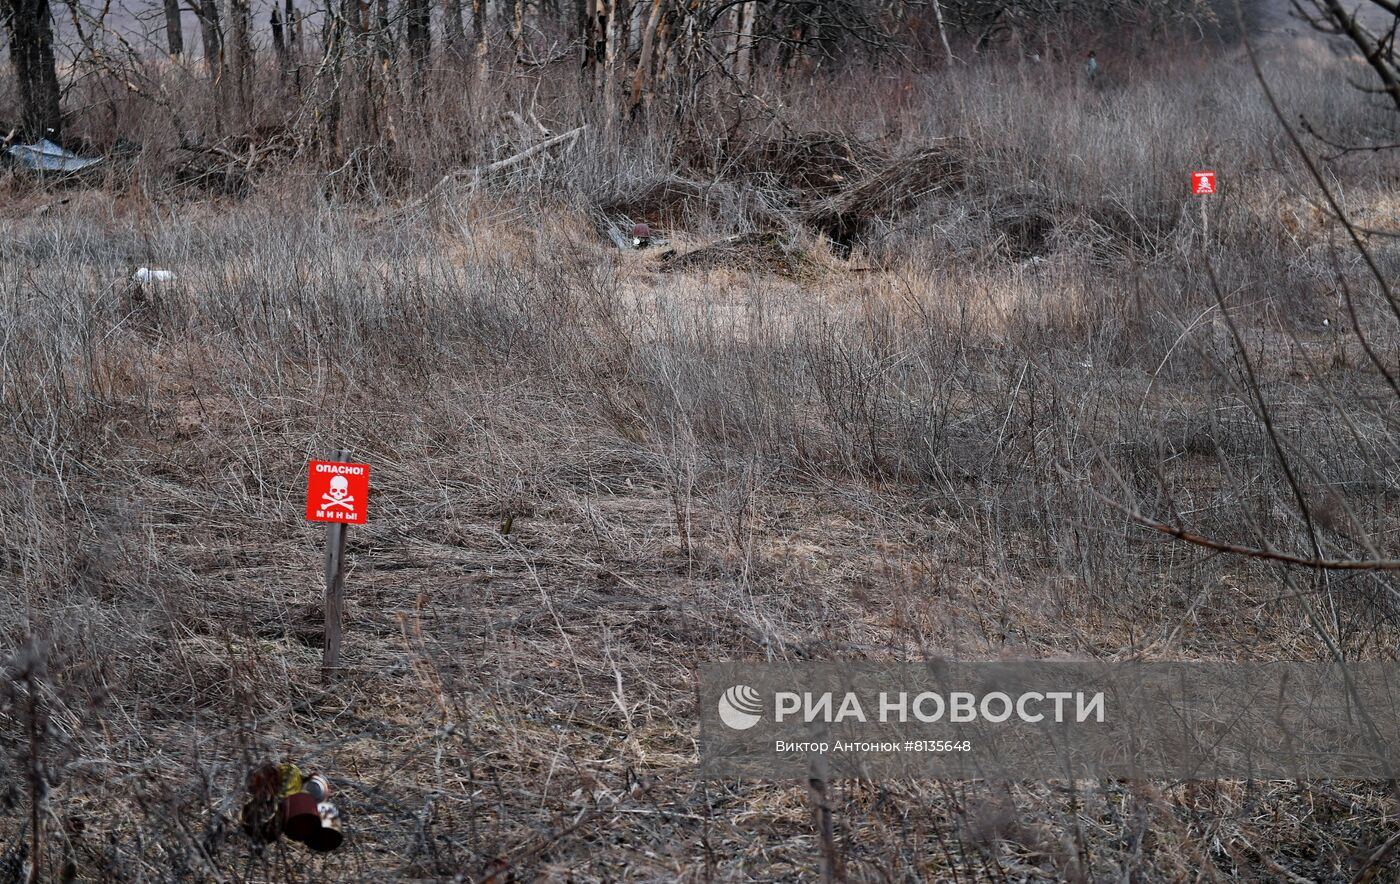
[1191,171,1216,195]
[306,460,370,524]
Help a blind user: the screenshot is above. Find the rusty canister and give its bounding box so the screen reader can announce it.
[281,792,321,842]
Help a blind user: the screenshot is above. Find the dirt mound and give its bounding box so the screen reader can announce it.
[656,231,818,277]
[739,132,884,200]
[603,134,969,257]
[803,139,968,254]
[596,176,720,229]
[600,134,1178,266]
[594,174,790,247]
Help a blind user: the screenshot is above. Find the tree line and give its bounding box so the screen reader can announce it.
[1,0,1346,150]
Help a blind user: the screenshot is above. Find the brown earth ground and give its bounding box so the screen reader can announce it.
[4,33,1400,883]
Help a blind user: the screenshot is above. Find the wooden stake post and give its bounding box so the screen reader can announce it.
[305,449,370,683]
[322,451,349,681]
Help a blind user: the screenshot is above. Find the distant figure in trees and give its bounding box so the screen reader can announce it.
[1085,51,1100,83]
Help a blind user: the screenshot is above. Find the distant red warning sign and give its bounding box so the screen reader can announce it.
[306,460,370,524]
[1192,171,1216,195]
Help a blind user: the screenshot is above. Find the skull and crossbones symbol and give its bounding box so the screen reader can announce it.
[320,475,355,512]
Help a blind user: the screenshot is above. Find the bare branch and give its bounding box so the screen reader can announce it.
[1098,492,1400,571]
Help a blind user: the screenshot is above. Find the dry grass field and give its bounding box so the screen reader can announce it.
[4,20,1400,882]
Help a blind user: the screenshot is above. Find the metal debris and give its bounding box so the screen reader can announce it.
[240,762,346,851]
[604,219,668,250]
[6,138,103,173]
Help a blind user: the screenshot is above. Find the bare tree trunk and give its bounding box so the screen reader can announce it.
[406,0,430,86]
[289,3,305,96]
[4,0,62,138]
[196,0,223,73]
[271,5,285,59]
[284,5,302,89]
[224,0,250,116]
[628,0,660,116]
[445,0,466,57]
[627,0,640,52]
[575,0,587,71]
[733,0,753,82]
[472,0,487,79]
[163,0,184,57]
[512,0,523,59]
[653,12,671,98]
[603,0,620,118]
[582,0,602,86]
[322,0,349,154]
[376,0,390,60]
[365,0,384,137]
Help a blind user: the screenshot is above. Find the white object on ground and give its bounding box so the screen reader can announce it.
[132,267,177,284]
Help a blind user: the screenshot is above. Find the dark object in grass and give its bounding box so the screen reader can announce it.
[281,792,321,843]
[305,803,344,852]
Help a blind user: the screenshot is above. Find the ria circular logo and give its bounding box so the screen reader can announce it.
[718,685,763,730]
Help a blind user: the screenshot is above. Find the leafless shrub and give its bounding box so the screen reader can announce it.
[1,19,1399,882]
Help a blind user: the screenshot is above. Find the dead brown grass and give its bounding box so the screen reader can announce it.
[1,32,1400,883]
